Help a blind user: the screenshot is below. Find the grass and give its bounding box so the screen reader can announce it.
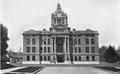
[12,66,44,73]
[96,67,120,73]
[1,64,16,69]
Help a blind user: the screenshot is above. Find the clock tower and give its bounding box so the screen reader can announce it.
[51,3,68,27]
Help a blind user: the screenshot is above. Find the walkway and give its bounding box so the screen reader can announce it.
[37,67,119,74]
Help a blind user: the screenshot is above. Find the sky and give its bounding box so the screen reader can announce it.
[0,0,120,52]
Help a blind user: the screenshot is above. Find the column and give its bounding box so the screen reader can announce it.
[64,37,66,53]
[54,37,56,64]
[68,37,69,53]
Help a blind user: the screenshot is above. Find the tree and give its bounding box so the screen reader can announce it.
[104,46,119,63]
[99,46,108,61]
[117,46,120,56]
[0,24,9,64]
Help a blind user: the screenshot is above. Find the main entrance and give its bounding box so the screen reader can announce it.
[56,37,65,62]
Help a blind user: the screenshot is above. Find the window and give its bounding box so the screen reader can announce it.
[91,39,95,45]
[26,47,30,53]
[40,47,42,53]
[32,38,36,45]
[48,56,50,61]
[75,56,77,61]
[32,56,35,61]
[67,56,69,61]
[44,39,46,45]
[44,47,46,53]
[48,47,50,53]
[44,56,46,61]
[32,47,36,53]
[26,39,30,45]
[86,47,89,53]
[85,38,89,45]
[57,19,61,24]
[78,39,81,45]
[79,56,81,61]
[91,47,95,53]
[75,47,77,53]
[74,39,77,45]
[62,19,64,24]
[40,56,42,61]
[78,47,81,53]
[92,56,95,61]
[48,39,50,45]
[86,56,89,61]
[27,55,30,61]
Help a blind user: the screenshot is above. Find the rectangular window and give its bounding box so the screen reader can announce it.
[27,55,30,61]
[32,47,36,53]
[78,39,81,45]
[74,39,77,45]
[79,56,81,61]
[40,47,42,53]
[44,56,46,61]
[85,38,89,45]
[40,56,42,61]
[74,47,77,53]
[44,47,46,53]
[86,56,89,61]
[91,47,95,53]
[26,39,30,45]
[91,39,95,45]
[48,39,50,45]
[32,38,36,45]
[48,47,50,53]
[48,56,50,61]
[32,56,35,61]
[75,56,77,61]
[86,47,89,53]
[78,47,81,53]
[26,47,30,53]
[92,56,95,61]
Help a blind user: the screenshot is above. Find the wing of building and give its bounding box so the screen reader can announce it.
[22,3,99,64]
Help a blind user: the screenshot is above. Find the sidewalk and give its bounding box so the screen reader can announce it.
[0,66,27,74]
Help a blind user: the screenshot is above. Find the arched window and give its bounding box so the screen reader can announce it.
[44,39,46,45]
[85,38,89,45]
[48,39,50,45]
[44,47,46,53]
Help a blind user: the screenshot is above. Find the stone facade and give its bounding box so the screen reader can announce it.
[22,3,99,64]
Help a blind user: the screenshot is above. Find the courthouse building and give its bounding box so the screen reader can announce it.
[22,3,99,64]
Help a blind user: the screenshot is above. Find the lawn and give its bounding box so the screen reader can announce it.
[12,66,44,73]
[1,64,16,69]
[96,67,120,73]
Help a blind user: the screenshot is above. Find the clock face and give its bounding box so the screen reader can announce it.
[57,13,62,17]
